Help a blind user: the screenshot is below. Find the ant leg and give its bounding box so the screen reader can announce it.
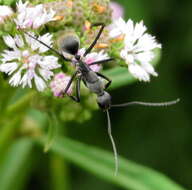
[23,31,71,62]
[69,76,82,102]
[84,23,105,57]
[63,70,78,95]
[89,58,114,66]
[96,72,112,89]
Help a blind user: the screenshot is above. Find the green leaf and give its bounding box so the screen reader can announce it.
[0,138,34,190]
[49,153,71,190]
[38,136,186,190]
[103,49,161,90]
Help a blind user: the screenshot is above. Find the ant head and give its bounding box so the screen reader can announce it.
[97,91,111,111]
[58,34,80,56]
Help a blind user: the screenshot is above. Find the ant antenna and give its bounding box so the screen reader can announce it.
[106,110,118,176]
[111,98,180,108]
[23,31,71,61]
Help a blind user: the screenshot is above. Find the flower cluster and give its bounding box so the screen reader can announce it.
[14,0,55,29]
[109,17,161,82]
[0,33,60,91]
[0,0,162,97]
[50,73,72,97]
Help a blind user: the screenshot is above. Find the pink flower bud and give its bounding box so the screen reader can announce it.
[50,73,73,97]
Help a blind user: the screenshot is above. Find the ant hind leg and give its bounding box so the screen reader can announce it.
[96,72,112,89]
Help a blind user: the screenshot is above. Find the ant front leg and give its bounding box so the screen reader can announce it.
[69,75,82,103]
[23,31,71,62]
[96,72,112,89]
[84,23,105,57]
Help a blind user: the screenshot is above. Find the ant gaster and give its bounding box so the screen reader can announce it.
[24,23,179,175]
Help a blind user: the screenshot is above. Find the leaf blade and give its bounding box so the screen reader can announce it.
[38,136,186,190]
[0,138,34,190]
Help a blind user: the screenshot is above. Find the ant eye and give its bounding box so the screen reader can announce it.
[58,34,80,55]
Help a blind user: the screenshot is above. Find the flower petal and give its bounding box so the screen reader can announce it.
[38,33,53,53]
[141,62,158,77]
[3,35,16,49]
[39,68,53,81]
[128,63,150,82]
[14,35,24,48]
[34,74,46,91]
[109,17,127,38]
[133,20,147,40]
[40,55,60,70]
[1,50,21,63]
[0,62,18,75]
[9,70,22,87]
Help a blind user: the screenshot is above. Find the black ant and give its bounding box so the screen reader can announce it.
[24,23,179,175]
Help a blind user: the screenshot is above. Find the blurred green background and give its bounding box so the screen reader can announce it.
[0,0,192,190]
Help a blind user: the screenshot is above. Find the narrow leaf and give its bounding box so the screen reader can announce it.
[0,138,34,190]
[50,153,71,190]
[38,136,186,190]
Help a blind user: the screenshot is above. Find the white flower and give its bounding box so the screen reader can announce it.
[0,33,60,91]
[0,5,13,24]
[109,17,129,38]
[110,18,161,82]
[14,0,55,29]
[78,48,109,72]
[50,72,73,97]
